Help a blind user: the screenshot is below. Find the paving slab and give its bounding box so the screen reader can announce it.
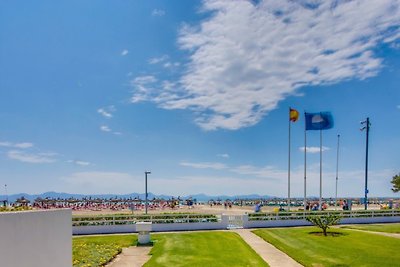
[106,246,151,267]
[233,229,303,267]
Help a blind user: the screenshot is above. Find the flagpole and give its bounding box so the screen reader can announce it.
[288,108,291,211]
[319,129,322,211]
[335,134,340,210]
[304,112,307,211]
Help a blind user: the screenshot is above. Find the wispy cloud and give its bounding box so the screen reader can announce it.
[7,150,57,164]
[397,105,400,109]
[299,146,330,153]
[67,160,91,166]
[100,125,112,132]
[121,49,129,56]
[180,161,227,170]
[217,153,230,159]
[130,75,158,103]
[97,105,116,118]
[132,0,400,130]
[152,9,166,17]
[148,55,169,64]
[0,141,34,149]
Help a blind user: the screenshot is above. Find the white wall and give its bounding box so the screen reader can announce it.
[0,209,72,267]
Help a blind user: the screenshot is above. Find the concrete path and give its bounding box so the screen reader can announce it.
[106,246,151,267]
[233,229,303,267]
[340,227,400,239]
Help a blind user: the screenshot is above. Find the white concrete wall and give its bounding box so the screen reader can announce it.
[73,224,135,235]
[0,209,72,267]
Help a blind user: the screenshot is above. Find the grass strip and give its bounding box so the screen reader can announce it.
[73,234,137,267]
[253,227,400,267]
[144,231,268,267]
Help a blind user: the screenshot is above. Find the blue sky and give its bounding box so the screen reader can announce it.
[0,0,399,198]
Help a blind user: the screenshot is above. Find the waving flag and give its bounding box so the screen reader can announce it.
[305,112,334,130]
[289,108,299,122]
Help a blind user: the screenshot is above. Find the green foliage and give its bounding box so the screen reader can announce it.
[72,213,217,226]
[73,235,137,267]
[391,173,400,192]
[306,214,341,236]
[254,227,400,267]
[0,206,32,212]
[144,232,268,267]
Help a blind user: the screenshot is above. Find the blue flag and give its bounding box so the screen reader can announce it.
[305,112,334,130]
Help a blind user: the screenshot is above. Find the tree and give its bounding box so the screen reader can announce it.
[306,214,341,236]
[391,173,400,193]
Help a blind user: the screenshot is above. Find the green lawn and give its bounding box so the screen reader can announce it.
[253,227,400,267]
[73,234,137,267]
[341,223,400,233]
[144,231,268,267]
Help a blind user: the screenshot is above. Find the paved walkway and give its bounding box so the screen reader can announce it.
[233,229,303,267]
[106,246,151,267]
[340,227,400,239]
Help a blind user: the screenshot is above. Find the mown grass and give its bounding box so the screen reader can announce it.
[253,227,400,267]
[144,231,268,267]
[73,234,137,267]
[341,223,400,233]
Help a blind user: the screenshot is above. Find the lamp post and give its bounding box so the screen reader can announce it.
[361,118,371,210]
[4,184,8,206]
[335,134,340,210]
[144,171,151,214]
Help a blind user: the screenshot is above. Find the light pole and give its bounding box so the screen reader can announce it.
[4,184,8,206]
[361,118,371,210]
[335,134,340,210]
[144,171,151,214]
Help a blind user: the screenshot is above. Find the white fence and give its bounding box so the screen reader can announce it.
[72,210,400,235]
[0,209,72,267]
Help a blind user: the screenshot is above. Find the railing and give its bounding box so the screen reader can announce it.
[72,213,219,227]
[248,209,400,221]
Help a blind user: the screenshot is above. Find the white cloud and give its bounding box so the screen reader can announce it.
[97,105,116,118]
[217,153,230,158]
[131,0,400,130]
[152,9,166,17]
[0,141,34,149]
[7,150,56,164]
[180,161,227,170]
[100,125,112,132]
[67,160,91,166]
[121,49,129,56]
[14,142,34,149]
[130,75,158,103]
[299,146,330,153]
[148,55,169,64]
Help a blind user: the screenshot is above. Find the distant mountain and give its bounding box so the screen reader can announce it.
[0,191,274,203]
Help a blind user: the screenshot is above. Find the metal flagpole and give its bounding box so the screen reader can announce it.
[288,108,291,211]
[335,134,340,210]
[319,129,322,211]
[304,113,307,211]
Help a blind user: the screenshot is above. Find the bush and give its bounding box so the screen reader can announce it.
[306,214,341,236]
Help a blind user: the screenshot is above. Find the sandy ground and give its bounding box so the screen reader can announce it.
[72,204,382,216]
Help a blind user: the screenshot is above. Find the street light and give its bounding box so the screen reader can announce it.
[361,118,371,210]
[144,171,151,214]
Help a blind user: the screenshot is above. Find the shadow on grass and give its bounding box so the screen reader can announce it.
[308,231,348,237]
